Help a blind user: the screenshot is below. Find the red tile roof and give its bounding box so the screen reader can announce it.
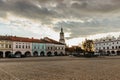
[10,36,33,42]
[43,37,65,45]
[0,35,65,45]
[0,35,11,40]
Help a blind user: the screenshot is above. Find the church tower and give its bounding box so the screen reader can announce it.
[59,28,65,44]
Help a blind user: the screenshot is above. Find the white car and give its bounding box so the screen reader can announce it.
[94,53,100,56]
[109,53,117,56]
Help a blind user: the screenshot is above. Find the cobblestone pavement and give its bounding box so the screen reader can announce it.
[0,56,120,80]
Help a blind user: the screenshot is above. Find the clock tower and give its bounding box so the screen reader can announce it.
[59,28,65,44]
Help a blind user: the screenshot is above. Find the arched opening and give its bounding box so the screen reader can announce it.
[15,51,22,58]
[107,51,110,56]
[47,52,52,56]
[33,51,38,57]
[117,51,120,55]
[5,51,11,58]
[0,51,3,58]
[40,51,45,56]
[111,51,115,54]
[25,51,31,57]
[54,52,58,56]
[99,50,104,56]
[59,52,64,56]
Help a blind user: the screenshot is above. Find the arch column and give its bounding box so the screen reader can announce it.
[115,51,117,55]
[3,51,5,58]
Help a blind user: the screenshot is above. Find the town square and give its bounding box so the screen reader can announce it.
[0,0,120,80]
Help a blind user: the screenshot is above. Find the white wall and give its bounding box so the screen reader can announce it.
[13,41,32,56]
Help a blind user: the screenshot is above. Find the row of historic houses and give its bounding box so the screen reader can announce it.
[0,28,66,58]
[94,36,120,56]
[0,36,65,58]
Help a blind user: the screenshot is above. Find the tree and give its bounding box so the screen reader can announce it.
[82,39,94,52]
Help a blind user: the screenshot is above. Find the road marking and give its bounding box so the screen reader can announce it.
[0,67,20,80]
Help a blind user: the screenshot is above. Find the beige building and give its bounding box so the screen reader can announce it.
[0,36,12,58]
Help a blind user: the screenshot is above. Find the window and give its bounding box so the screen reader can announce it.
[16,45,18,48]
[9,45,11,48]
[117,42,119,44]
[103,47,105,49]
[112,46,114,49]
[107,47,109,49]
[6,44,8,48]
[19,45,21,48]
[42,46,44,49]
[28,46,30,49]
[1,44,3,48]
[38,46,39,49]
[34,46,36,49]
[22,45,24,49]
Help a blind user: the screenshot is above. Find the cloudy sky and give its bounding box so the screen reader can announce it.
[0,0,120,46]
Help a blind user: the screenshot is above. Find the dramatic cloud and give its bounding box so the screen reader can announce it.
[0,0,120,45]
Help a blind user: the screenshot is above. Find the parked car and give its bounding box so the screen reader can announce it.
[94,53,100,56]
[109,53,117,56]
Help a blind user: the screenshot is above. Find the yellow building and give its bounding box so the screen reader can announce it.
[0,36,12,58]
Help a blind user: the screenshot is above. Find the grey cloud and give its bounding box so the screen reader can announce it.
[0,0,120,20]
[0,0,59,24]
[0,0,120,40]
[71,0,120,12]
[53,17,120,39]
[12,1,58,20]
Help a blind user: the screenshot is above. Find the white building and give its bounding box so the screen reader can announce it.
[43,37,65,56]
[94,36,120,56]
[11,36,33,57]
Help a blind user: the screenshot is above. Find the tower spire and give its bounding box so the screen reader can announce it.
[59,27,65,44]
